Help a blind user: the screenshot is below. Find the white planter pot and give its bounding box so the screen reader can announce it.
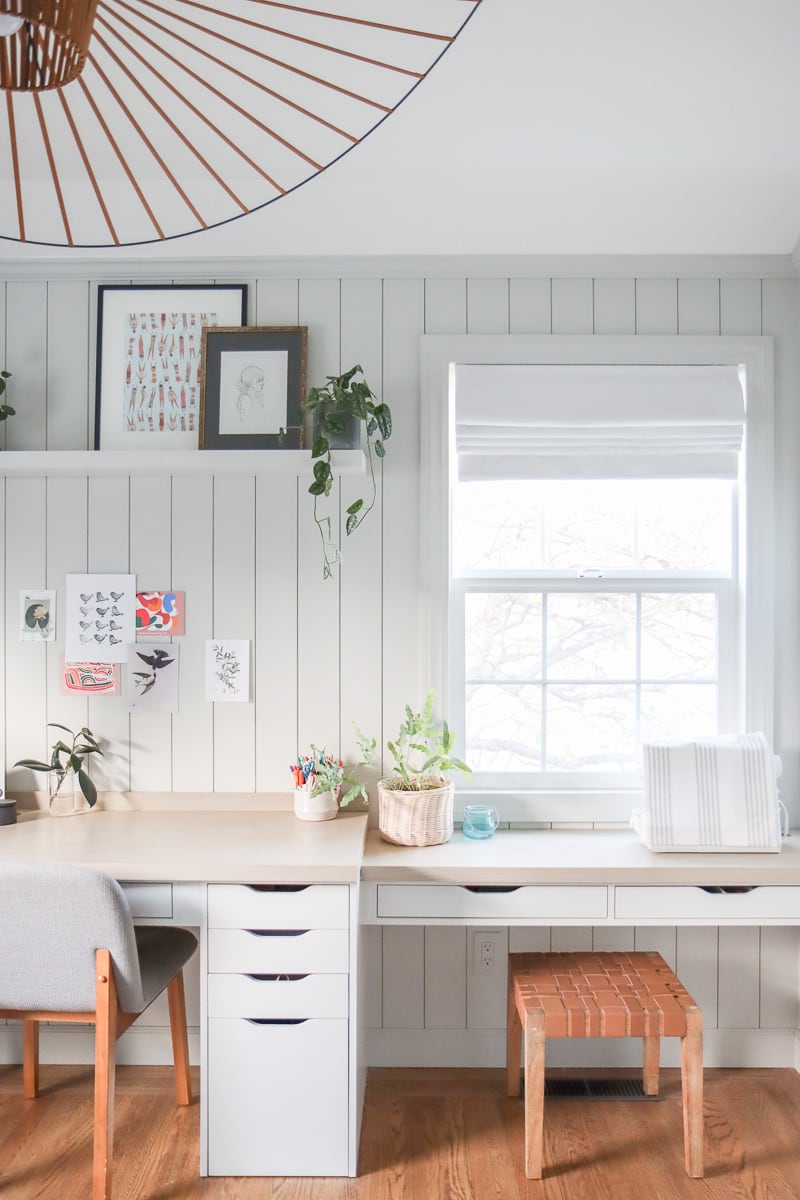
[293,785,340,822]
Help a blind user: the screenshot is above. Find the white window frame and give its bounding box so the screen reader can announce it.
[419,334,774,823]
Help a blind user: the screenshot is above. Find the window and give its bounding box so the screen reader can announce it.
[420,336,774,821]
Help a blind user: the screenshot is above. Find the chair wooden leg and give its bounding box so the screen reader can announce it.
[506,968,522,1098]
[524,1009,546,1180]
[167,971,192,1106]
[642,1033,660,1096]
[22,1018,39,1099]
[94,949,118,1200]
[681,1007,704,1179]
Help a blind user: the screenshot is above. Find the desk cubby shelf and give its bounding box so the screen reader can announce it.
[0,449,365,478]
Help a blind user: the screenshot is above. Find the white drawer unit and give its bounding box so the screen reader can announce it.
[208,1016,349,1177]
[120,882,173,919]
[206,881,354,1178]
[208,972,348,1019]
[614,885,800,923]
[376,883,609,922]
[208,883,349,930]
[208,928,349,974]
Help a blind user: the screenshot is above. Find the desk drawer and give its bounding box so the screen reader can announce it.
[376,884,608,921]
[208,972,348,1019]
[208,884,349,930]
[121,882,173,919]
[615,885,800,922]
[208,928,349,974]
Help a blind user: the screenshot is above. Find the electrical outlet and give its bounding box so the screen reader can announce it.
[472,931,501,975]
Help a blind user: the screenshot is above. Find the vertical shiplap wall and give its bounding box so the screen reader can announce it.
[1,263,798,1065]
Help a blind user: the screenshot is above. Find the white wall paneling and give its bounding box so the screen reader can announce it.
[2,261,800,1068]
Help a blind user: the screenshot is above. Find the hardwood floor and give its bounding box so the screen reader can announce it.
[1,1065,800,1199]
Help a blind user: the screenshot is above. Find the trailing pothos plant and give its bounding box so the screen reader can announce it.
[0,369,13,425]
[304,365,392,579]
[15,723,103,808]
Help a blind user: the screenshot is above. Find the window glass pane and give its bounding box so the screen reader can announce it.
[543,482,634,569]
[465,683,541,771]
[465,593,542,680]
[636,480,731,571]
[546,684,636,771]
[640,684,717,740]
[640,594,717,680]
[453,481,543,571]
[547,593,636,680]
[453,479,732,573]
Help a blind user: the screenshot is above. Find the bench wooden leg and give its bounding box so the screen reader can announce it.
[642,1033,660,1096]
[506,970,522,1098]
[681,1007,704,1178]
[524,1009,546,1180]
[22,1019,39,1099]
[93,949,118,1200]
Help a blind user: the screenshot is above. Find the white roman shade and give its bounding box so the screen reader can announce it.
[454,364,745,481]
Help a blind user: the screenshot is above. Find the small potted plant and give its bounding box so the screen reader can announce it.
[14,722,103,816]
[303,364,392,579]
[357,692,471,846]
[290,745,371,822]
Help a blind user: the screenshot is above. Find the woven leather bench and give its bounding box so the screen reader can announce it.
[506,951,704,1180]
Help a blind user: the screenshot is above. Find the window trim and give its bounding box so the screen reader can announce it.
[419,334,774,822]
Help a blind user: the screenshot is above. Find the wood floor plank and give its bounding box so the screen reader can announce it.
[2,1066,800,1198]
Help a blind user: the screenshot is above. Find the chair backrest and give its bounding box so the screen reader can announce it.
[0,862,146,1013]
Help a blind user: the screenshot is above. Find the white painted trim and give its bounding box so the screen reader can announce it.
[0,255,795,284]
[367,1027,798,1069]
[420,334,775,819]
[0,1023,201,1066]
[0,449,365,478]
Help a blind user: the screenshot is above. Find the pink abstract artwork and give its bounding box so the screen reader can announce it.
[61,655,121,696]
[136,590,185,636]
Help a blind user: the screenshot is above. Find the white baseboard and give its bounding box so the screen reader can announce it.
[0,1023,201,1067]
[367,1028,800,1070]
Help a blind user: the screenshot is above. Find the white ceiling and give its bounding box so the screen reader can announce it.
[4,0,800,261]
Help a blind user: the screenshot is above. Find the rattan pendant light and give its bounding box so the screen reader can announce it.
[0,0,482,248]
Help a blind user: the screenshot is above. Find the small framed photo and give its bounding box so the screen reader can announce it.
[94,283,248,450]
[20,589,56,641]
[199,326,306,450]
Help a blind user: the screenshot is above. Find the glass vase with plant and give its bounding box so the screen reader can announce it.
[15,723,103,814]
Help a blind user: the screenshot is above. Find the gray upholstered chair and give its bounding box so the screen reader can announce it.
[0,862,198,1200]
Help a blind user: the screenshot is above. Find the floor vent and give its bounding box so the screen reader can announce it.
[540,1078,664,1102]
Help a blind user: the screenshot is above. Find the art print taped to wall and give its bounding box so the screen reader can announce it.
[204,639,249,702]
[136,590,185,636]
[127,644,180,712]
[60,655,121,696]
[20,589,55,641]
[65,574,136,664]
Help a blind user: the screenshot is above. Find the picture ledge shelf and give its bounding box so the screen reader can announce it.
[0,449,366,478]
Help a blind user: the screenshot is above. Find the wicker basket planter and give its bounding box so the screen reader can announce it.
[378,778,454,847]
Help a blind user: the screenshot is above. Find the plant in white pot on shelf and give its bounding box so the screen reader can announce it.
[14,723,103,816]
[291,746,371,823]
[357,692,471,846]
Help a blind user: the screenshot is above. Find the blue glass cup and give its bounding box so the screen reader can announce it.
[462,804,499,840]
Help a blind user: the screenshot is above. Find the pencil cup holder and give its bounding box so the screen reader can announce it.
[294,785,340,822]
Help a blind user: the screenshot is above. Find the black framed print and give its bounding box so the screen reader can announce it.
[199,325,307,450]
[94,283,248,450]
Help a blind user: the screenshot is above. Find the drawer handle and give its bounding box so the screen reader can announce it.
[464,885,520,894]
[245,973,308,982]
[245,929,308,938]
[245,1018,308,1026]
[699,886,758,894]
[245,884,310,893]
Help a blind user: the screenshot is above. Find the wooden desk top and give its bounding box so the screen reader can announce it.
[360,828,800,886]
[0,810,369,884]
